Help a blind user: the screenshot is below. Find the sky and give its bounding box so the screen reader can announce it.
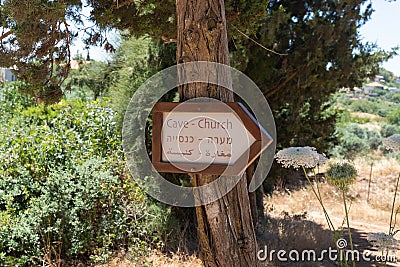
[360,0,400,76]
[70,36,116,62]
[73,1,400,76]
[69,5,117,62]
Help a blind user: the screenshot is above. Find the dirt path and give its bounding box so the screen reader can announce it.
[298,211,400,266]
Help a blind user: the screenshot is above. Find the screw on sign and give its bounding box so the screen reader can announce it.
[152,101,273,176]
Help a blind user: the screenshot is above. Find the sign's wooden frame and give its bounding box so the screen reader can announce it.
[151,102,271,176]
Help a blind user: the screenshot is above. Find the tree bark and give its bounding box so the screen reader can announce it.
[176,0,258,266]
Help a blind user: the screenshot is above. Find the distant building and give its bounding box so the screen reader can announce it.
[353,87,362,94]
[59,60,90,70]
[0,68,17,82]
[388,87,400,93]
[363,81,387,94]
[374,75,385,82]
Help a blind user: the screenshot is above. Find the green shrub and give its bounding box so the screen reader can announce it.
[349,99,375,113]
[0,159,173,266]
[0,159,118,264]
[388,106,400,125]
[330,123,382,159]
[0,99,121,181]
[390,92,400,104]
[381,124,400,138]
[366,129,381,150]
[349,99,389,117]
[0,81,34,121]
[0,94,174,265]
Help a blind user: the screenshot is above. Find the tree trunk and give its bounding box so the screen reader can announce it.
[176,1,258,266]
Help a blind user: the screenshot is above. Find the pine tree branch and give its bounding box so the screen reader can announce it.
[0,31,12,41]
[115,0,135,9]
[231,25,288,56]
[264,70,298,97]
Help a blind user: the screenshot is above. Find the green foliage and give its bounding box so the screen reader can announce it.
[108,37,155,125]
[0,87,173,265]
[381,124,400,138]
[388,106,400,125]
[69,61,111,100]
[349,99,389,117]
[389,92,400,104]
[239,0,396,156]
[0,0,74,103]
[0,81,34,119]
[330,123,382,159]
[0,158,173,266]
[272,97,338,152]
[0,99,120,181]
[0,159,118,263]
[108,37,176,127]
[348,115,372,124]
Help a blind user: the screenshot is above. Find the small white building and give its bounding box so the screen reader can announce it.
[373,75,386,83]
[0,68,17,82]
[363,81,387,94]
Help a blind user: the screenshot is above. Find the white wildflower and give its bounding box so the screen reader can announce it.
[275,147,320,169]
[383,134,400,153]
[305,146,327,166]
[317,153,328,166]
[367,232,399,251]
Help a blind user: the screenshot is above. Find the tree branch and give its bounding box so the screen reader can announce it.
[0,31,12,42]
[115,0,135,9]
[161,35,177,44]
[264,70,298,97]
[231,25,288,56]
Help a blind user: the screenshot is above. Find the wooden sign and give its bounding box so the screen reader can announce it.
[152,102,272,175]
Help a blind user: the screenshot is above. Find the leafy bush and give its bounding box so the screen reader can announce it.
[388,106,400,125]
[381,124,400,138]
[0,89,174,265]
[390,92,400,104]
[0,99,120,181]
[0,81,34,121]
[0,159,118,264]
[0,159,173,266]
[330,123,382,159]
[348,99,390,117]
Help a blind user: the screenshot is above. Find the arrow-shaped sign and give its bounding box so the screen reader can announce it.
[152,102,273,176]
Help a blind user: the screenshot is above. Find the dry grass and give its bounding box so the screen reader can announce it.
[265,155,400,266]
[100,156,400,266]
[95,251,202,267]
[268,156,400,229]
[350,112,381,120]
[353,156,400,212]
[145,251,202,267]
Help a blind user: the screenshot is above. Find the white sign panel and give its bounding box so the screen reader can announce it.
[161,112,256,165]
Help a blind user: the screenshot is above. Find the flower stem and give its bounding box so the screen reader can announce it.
[342,188,355,267]
[302,166,335,232]
[389,173,400,236]
[313,169,323,203]
[367,162,373,203]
